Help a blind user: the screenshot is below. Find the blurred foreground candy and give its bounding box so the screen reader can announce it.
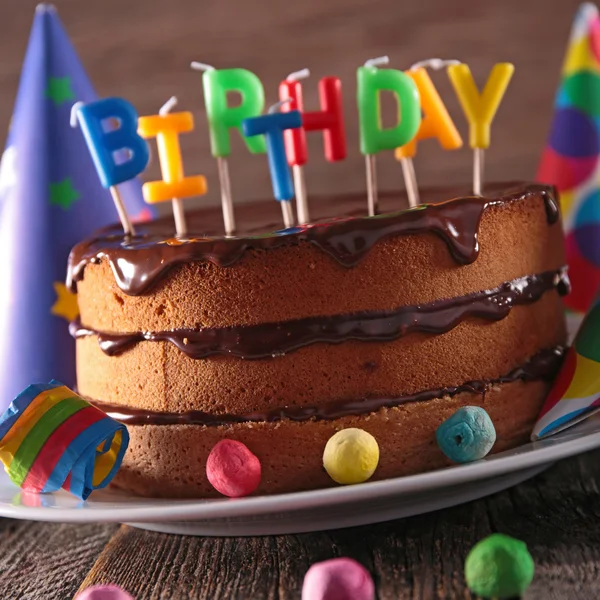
[532,299,600,439]
[75,585,134,600]
[465,533,534,599]
[302,558,375,600]
[323,428,379,485]
[0,380,129,500]
[206,439,261,497]
[436,406,496,463]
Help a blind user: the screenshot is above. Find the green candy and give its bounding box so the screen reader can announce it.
[465,534,534,599]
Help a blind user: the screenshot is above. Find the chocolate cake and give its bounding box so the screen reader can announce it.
[67,182,567,498]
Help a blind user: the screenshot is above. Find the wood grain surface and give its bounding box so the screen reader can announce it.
[0,450,599,599]
[0,0,583,211]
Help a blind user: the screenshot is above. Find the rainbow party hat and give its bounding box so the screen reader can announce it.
[537,3,600,314]
[0,5,154,412]
[532,295,600,439]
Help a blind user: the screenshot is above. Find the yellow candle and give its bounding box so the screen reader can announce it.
[447,63,514,149]
[138,111,207,203]
[395,67,463,160]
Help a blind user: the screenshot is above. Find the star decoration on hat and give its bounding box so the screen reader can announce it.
[46,76,74,105]
[49,177,79,210]
[50,282,79,322]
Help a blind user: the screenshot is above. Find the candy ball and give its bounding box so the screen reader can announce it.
[465,533,535,599]
[302,558,375,600]
[323,428,379,485]
[75,585,134,600]
[206,439,261,497]
[436,406,496,463]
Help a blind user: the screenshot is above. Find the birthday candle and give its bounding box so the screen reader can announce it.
[447,63,515,195]
[357,57,421,215]
[138,96,207,237]
[71,98,149,236]
[395,63,463,206]
[191,62,266,235]
[279,69,346,224]
[242,101,302,229]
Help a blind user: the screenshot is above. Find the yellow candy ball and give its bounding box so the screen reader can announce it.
[323,428,380,485]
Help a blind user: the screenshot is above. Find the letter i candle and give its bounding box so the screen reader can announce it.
[138,96,207,237]
[279,68,346,224]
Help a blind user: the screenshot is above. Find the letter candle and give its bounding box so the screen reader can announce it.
[447,63,514,195]
[357,56,421,216]
[138,96,207,237]
[190,61,266,235]
[242,100,302,229]
[70,98,150,236]
[394,59,463,207]
[279,68,346,224]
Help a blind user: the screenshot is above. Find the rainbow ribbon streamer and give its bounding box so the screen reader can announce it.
[532,298,600,439]
[0,381,128,499]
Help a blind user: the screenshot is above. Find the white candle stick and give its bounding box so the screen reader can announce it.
[285,68,311,225]
[473,147,484,195]
[70,101,136,236]
[363,56,389,216]
[159,96,187,237]
[190,61,237,236]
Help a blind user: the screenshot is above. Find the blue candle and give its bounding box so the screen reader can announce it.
[72,97,150,235]
[242,108,302,228]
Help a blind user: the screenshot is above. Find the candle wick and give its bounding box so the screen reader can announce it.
[268,98,293,114]
[159,96,178,116]
[409,58,461,71]
[69,101,85,128]
[364,56,389,68]
[190,61,216,72]
[287,68,310,82]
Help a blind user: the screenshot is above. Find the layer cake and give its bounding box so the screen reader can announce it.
[67,182,567,498]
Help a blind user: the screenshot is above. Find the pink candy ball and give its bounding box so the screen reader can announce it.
[75,585,134,600]
[206,439,262,497]
[302,558,375,600]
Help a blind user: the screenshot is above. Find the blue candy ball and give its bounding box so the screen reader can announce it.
[436,406,496,464]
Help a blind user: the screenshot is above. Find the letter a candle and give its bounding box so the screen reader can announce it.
[357,56,421,216]
[447,62,514,195]
[138,96,207,237]
[242,100,302,229]
[71,98,150,236]
[279,68,346,224]
[191,62,266,236]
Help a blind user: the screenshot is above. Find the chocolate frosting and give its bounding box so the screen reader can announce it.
[67,183,558,296]
[71,268,569,360]
[92,346,565,426]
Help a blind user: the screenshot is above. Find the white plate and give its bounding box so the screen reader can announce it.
[1,413,599,536]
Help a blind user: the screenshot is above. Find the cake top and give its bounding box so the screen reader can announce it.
[67,182,558,296]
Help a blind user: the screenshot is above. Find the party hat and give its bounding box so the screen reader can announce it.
[0,5,154,411]
[537,3,600,314]
[531,297,600,439]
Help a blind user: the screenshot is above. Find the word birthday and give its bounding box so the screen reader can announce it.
[71,58,514,236]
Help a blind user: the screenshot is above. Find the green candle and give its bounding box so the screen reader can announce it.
[202,68,267,157]
[357,65,421,155]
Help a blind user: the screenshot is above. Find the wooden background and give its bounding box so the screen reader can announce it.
[0,0,584,211]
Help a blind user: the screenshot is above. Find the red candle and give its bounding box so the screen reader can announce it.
[279,76,346,166]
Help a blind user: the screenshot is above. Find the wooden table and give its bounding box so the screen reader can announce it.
[2,449,599,599]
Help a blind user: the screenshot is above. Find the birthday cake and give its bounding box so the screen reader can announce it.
[67,182,567,498]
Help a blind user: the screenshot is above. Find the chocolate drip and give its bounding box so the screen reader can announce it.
[71,268,569,360]
[67,183,558,296]
[92,346,565,426]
